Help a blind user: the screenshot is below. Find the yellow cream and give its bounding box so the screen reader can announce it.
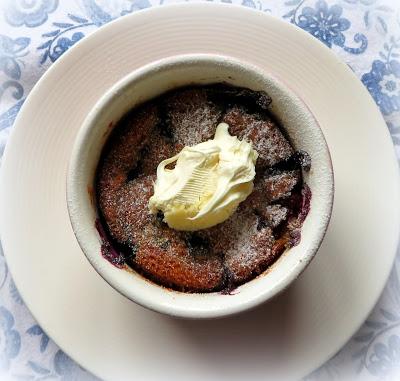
[148,123,258,231]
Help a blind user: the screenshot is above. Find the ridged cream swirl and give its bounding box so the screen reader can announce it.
[148,123,258,231]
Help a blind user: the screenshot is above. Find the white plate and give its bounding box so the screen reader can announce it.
[1,3,399,380]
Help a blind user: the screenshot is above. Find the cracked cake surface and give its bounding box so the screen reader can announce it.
[96,84,311,293]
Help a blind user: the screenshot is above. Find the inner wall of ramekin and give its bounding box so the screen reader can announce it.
[69,55,332,318]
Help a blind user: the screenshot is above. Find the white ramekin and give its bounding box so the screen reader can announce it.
[66,54,334,319]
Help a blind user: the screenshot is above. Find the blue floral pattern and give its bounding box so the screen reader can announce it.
[362,59,400,114]
[0,307,20,371]
[339,0,395,36]
[362,37,400,115]
[367,334,400,376]
[348,257,400,379]
[0,0,400,380]
[121,0,152,15]
[4,0,59,28]
[388,122,400,145]
[26,325,49,353]
[0,99,24,131]
[54,350,75,377]
[298,0,351,47]
[0,35,29,106]
[0,35,30,80]
[46,31,84,62]
[285,0,368,53]
[37,14,95,64]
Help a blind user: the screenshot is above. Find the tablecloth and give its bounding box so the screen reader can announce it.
[0,0,399,380]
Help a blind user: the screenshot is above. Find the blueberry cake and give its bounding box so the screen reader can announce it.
[95,84,311,293]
